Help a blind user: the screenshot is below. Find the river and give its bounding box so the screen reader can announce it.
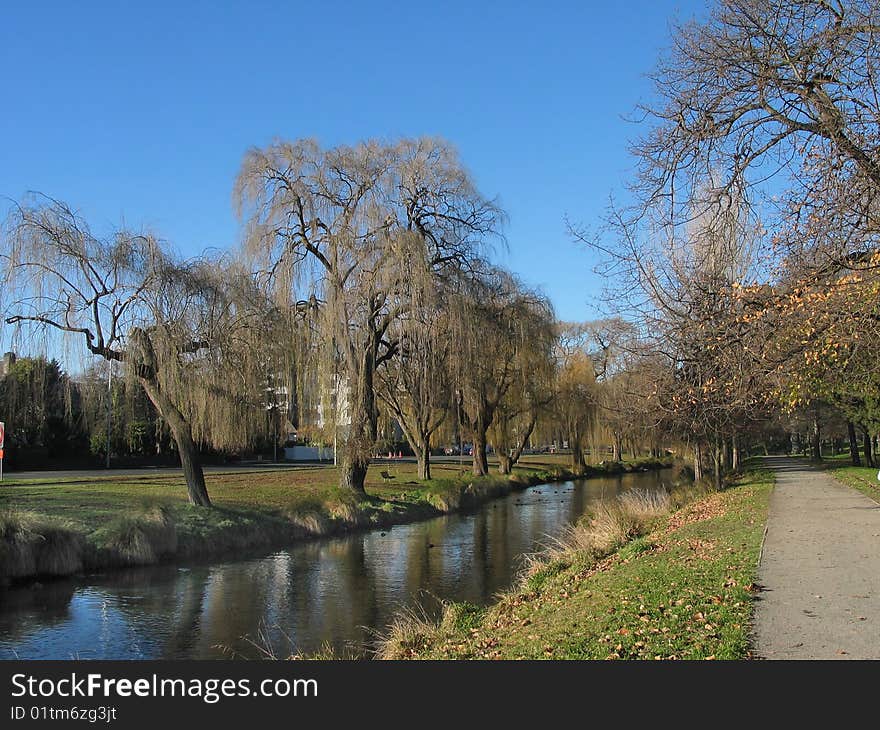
[0,468,679,659]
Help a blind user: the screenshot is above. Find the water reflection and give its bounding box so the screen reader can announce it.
[0,470,675,659]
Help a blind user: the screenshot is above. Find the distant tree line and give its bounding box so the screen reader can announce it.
[0,354,189,469]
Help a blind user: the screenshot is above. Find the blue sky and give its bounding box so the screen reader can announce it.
[0,0,706,323]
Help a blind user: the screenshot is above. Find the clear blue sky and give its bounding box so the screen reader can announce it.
[0,0,706,323]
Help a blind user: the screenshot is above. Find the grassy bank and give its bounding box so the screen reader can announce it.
[378,468,772,660]
[0,455,673,582]
[822,459,880,503]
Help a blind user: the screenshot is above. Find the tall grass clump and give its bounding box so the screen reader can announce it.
[93,504,177,566]
[286,510,331,538]
[326,497,373,528]
[618,487,672,523]
[524,487,674,577]
[375,605,444,660]
[0,510,83,580]
[424,480,462,513]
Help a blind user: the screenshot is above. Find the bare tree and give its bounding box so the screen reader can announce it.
[488,342,555,476]
[575,169,766,484]
[578,0,880,480]
[235,137,502,494]
[2,196,281,506]
[552,323,600,473]
[640,2,880,195]
[377,301,451,481]
[448,268,555,476]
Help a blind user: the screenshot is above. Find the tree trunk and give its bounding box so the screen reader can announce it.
[472,427,489,476]
[131,329,210,507]
[338,340,380,495]
[812,411,822,461]
[139,375,210,507]
[340,455,368,493]
[847,421,861,466]
[498,453,512,475]
[505,413,537,474]
[731,434,739,472]
[571,445,586,474]
[863,427,875,468]
[390,410,433,482]
[713,438,722,490]
[612,433,622,462]
[417,440,431,481]
[694,442,703,482]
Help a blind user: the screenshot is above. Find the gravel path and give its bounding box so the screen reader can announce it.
[753,456,880,659]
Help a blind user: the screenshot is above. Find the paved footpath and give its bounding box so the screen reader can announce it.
[753,456,880,659]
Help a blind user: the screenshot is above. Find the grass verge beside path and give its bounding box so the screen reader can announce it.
[1,456,673,582]
[380,468,773,660]
[824,462,880,503]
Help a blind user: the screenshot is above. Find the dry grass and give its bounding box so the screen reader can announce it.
[285,510,331,538]
[522,487,672,575]
[375,605,444,660]
[618,488,672,522]
[326,500,369,527]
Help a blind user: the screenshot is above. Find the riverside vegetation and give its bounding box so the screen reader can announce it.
[377,466,773,660]
[0,456,672,583]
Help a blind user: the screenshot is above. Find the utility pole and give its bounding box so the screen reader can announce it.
[457,389,463,470]
[106,360,113,469]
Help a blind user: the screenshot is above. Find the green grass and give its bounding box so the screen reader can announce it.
[825,463,880,503]
[382,468,773,660]
[0,455,673,580]
[800,445,880,502]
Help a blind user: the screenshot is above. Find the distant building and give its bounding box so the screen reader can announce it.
[316,374,351,430]
[0,352,16,378]
[283,374,352,462]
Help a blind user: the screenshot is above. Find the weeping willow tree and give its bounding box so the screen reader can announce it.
[488,311,556,476]
[553,323,601,474]
[376,295,452,481]
[1,196,287,506]
[234,137,502,494]
[448,267,556,476]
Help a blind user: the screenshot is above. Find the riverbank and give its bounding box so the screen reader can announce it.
[378,467,772,660]
[0,456,675,583]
